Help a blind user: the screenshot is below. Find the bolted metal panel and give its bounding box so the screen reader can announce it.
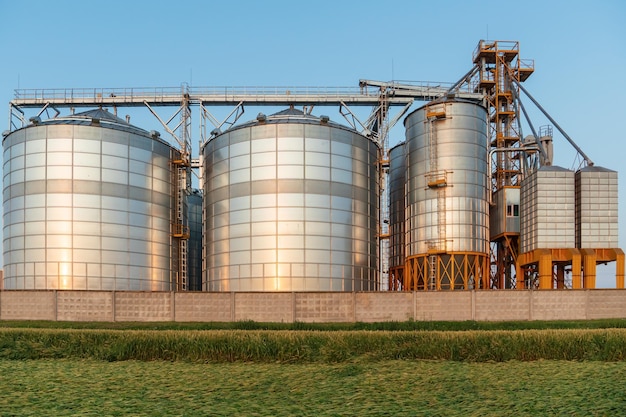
[404,100,489,256]
[575,166,618,249]
[2,110,179,291]
[201,110,379,292]
[520,166,575,253]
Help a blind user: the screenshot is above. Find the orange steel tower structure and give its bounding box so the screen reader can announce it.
[472,40,535,289]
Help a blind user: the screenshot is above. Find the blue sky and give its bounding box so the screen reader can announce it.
[1,0,624,287]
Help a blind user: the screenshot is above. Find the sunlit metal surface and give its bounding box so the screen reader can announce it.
[201,110,379,291]
[403,100,490,290]
[2,110,179,290]
[388,142,406,290]
[405,100,489,255]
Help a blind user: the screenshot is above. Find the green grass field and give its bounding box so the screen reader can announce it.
[1,321,625,415]
[0,359,623,416]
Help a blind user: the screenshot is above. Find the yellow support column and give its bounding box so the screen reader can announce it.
[515,260,525,289]
[482,255,490,289]
[538,250,553,289]
[580,249,596,289]
[572,251,584,289]
[616,249,625,289]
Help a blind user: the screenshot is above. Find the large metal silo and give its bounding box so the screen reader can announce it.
[388,141,406,290]
[403,99,489,290]
[2,109,181,291]
[202,109,379,291]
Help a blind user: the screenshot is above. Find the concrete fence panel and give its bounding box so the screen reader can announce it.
[474,291,530,321]
[414,292,472,321]
[174,292,233,322]
[57,291,114,322]
[587,290,626,319]
[355,292,413,322]
[531,290,588,321]
[235,292,294,323]
[295,292,354,323]
[114,292,173,322]
[0,290,56,321]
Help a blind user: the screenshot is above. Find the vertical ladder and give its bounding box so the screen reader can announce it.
[437,184,446,251]
[180,237,188,290]
[177,167,188,290]
[174,85,192,291]
[426,109,447,252]
[429,254,437,290]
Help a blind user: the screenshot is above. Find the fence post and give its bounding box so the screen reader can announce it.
[54,290,58,321]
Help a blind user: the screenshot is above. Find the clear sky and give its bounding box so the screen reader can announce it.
[1,0,624,287]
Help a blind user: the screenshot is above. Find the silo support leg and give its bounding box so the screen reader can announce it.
[616,249,625,289]
[515,261,525,290]
[482,256,490,290]
[538,251,553,289]
[581,249,596,289]
[556,266,565,289]
[571,254,582,290]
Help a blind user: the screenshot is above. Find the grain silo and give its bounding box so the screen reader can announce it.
[403,99,489,290]
[520,166,575,253]
[2,109,182,290]
[575,166,618,249]
[575,166,623,288]
[518,165,576,289]
[388,141,406,290]
[201,109,379,291]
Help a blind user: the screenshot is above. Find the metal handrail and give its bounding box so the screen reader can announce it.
[13,81,459,104]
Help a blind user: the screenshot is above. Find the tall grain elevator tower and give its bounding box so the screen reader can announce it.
[472,40,535,289]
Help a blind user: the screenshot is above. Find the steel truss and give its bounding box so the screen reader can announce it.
[404,253,489,291]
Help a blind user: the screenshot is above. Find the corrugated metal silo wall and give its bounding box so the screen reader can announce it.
[201,115,380,291]
[403,100,489,290]
[2,118,179,290]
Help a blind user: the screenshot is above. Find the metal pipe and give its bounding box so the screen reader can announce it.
[507,79,548,163]
[513,80,594,166]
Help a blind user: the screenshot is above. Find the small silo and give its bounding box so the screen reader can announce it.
[520,165,575,253]
[388,141,406,290]
[518,165,577,289]
[574,166,623,288]
[202,109,379,291]
[2,109,181,290]
[403,99,489,290]
[575,166,618,249]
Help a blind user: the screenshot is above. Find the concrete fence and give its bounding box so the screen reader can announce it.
[1,290,626,322]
